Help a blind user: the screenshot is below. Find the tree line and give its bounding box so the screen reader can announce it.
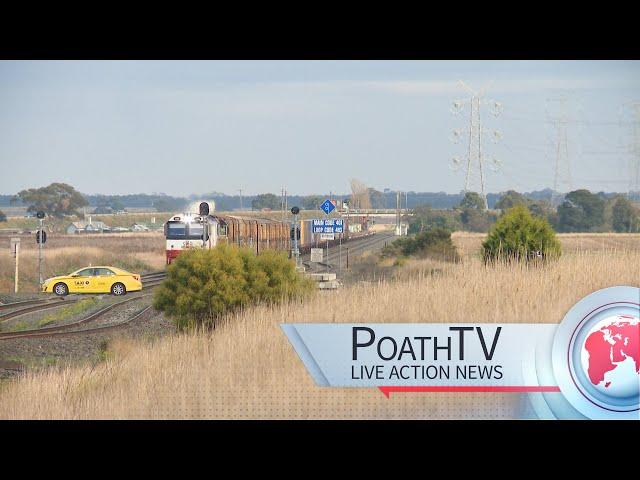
[1,183,639,234]
[410,190,640,234]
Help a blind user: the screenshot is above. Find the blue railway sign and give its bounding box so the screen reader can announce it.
[312,218,344,234]
[320,199,335,215]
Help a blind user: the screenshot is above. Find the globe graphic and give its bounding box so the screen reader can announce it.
[579,314,640,399]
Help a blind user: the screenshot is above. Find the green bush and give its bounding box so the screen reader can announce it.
[382,228,460,262]
[482,206,561,263]
[153,245,314,329]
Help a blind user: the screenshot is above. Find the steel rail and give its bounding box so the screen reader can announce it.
[0,293,154,340]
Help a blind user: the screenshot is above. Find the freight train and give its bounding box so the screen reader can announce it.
[164,203,372,264]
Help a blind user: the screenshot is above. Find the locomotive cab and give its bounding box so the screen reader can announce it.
[164,214,220,264]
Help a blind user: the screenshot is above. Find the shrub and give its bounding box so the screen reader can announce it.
[482,206,561,263]
[382,228,460,263]
[153,245,314,330]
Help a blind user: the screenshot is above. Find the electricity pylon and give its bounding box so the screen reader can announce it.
[450,81,502,210]
[547,95,572,205]
[630,103,640,199]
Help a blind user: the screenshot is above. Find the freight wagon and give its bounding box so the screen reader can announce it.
[164,204,372,264]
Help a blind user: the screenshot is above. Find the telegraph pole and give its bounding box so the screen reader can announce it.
[11,238,20,293]
[238,188,243,211]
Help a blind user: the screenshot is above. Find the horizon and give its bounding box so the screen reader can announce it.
[0,186,633,199]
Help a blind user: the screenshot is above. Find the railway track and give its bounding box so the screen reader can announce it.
[302,231,396,272]
[0,293,154,340]
[0,236,388,339]
[0,271,166,332]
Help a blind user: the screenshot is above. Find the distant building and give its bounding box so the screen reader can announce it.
[66,219,110,234]
[130,223,150,232]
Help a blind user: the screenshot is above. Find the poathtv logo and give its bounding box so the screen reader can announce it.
[282,285,639,420]
[550,286,639,420]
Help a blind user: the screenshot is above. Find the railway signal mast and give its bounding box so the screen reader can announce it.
[450,81,502,210]
[36,210,46,288]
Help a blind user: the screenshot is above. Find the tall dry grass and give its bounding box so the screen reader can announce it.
[452,231,640,258]
[0,247,637,419]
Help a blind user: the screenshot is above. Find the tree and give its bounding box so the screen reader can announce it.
[153,245,313,329]
[302,195,324,210]
[350,179,371,209]
[14,183,88,218]
[482,206,561,262]
[153,197,187,213]
[0,209,6,222]
[369,189,386,209]
[611,196,640,233]
[460,208,496,232]
[109,198,125,211]
[528,199,554,218]
[557,189,605,232]
[457,191,494,232]
[495,190,528,210]
[251,193,280,211]
[459,191,485,210]
[409,205,462,234]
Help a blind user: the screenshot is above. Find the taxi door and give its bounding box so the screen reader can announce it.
[71,268,95,293]
[93,268,115,293]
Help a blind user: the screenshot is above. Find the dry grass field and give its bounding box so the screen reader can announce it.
[0,212,171,232]
[0,232,637,419]
[451,231,640,258]
[0,233,165,292]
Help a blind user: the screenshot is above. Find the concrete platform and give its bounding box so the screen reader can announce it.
[317,280,341,290]
[306,273,337,282]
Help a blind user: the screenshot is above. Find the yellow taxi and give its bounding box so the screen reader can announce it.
[41,266,143,297]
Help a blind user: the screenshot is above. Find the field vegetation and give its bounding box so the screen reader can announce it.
[0,233,165,292]
[0,232,637,419]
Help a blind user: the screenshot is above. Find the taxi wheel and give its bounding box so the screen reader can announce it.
[53,282,68,297]
[111,283,126,296]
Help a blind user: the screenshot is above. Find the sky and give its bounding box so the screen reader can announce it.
[0,60,638,197]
